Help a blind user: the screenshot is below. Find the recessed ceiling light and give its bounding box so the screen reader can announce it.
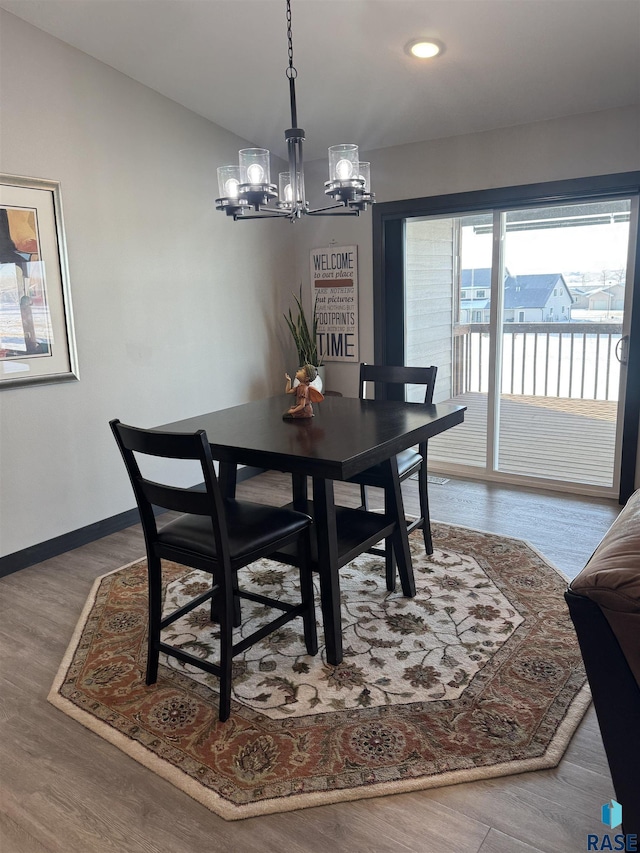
[405,39,443,59]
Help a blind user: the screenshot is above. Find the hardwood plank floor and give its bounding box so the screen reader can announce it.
[0,474,621,852]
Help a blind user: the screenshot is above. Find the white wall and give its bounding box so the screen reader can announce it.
[0,11,298,557]
[295,106,640,398]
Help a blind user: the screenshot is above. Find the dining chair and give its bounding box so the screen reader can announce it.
[110,419,317,722]
[348,363,438,587]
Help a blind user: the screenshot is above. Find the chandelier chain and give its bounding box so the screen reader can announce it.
[285,0,297,79]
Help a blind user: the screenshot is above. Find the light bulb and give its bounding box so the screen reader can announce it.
[247,163,265,184]
[217,165,241,200]
[412,42,439,58]
[358,162,371,191]
[335,159,353,181]
[405,39,443,59]
[224,178,239,198]
[284,183,293,201]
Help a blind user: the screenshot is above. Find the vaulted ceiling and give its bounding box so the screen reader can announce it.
[1,0,639,160]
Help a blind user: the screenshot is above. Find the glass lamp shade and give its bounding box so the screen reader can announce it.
[217,165,241,199]
[279,172,293,205]
[239,148,271,186]
[357,162,371,192]
[328,144,359,183]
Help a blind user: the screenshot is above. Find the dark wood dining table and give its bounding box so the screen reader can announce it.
[160,394,465,665]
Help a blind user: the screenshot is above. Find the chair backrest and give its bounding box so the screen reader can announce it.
[359,363,437,405]
[110,419,228,560]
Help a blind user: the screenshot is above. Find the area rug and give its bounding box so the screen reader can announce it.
[48,523,590,820]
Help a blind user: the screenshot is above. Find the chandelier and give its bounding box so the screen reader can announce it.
[215,0,374,221]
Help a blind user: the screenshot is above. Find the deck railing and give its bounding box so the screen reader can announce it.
[453,323,623,401]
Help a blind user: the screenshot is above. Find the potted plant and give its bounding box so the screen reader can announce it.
[284,287,324,387]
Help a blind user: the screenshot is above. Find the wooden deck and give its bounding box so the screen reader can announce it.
[429,392,618,487]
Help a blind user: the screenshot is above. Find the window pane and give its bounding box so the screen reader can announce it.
[405,213,493,469]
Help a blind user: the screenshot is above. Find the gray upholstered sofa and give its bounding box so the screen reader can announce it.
[565,490,640,835]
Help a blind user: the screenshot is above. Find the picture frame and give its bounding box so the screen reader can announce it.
[0,174,78,388]
[310,245,359,362]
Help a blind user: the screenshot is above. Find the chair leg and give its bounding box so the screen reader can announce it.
[418,461,433,556]
[298,531,318,656]
[146,556,162,685]
[218,585,235,722]
[382,472,397,592]
[360,483,369,511]
[210,576,241,627]
[231,570,241,627]
[384,539,397,592]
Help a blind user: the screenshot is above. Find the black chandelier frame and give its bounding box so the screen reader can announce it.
[215,0,375,221]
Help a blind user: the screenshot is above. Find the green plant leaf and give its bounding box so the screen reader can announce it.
[283,285,323,366]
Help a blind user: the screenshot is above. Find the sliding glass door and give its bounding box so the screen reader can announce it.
[495,201,632,489]
[375,175,640,499]
[404,213,491,470]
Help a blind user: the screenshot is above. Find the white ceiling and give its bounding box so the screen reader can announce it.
[2,0,639,160]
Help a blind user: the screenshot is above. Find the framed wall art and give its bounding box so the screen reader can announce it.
[0,174,78,388]
[310,245,359,362]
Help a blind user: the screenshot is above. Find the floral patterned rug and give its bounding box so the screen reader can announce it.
[48,523,590,820]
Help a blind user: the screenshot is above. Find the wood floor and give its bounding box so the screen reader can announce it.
[430,392,618,488]
[0,473,622,853]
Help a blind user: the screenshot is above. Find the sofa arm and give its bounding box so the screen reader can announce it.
[565,589,640,834]
[570,489,640,690]
[566,488,640,835]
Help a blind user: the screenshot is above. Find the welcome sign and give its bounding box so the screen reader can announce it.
[310,245,359,362]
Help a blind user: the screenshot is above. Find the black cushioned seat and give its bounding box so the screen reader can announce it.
[359,448,423,483]
[157,500,310,562]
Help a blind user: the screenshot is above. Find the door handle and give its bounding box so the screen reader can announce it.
[615,335,629,365]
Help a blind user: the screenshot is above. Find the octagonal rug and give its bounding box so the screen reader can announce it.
[48,523,590,820]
